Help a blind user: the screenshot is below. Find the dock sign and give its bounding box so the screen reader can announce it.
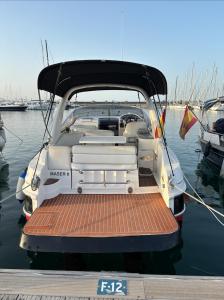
[97,279,128,296]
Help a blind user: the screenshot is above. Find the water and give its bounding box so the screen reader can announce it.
[0,109,223,275]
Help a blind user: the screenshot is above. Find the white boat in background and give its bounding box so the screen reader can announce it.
[0,114,7,169]
[17,60,186,254]
[209,102,224,111]
[26,99,50,110]
[0,101,27,111]
[0,116,6,152]
[199,97,224,172]
[169,104,185,110]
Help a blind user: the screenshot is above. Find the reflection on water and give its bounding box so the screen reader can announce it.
[0,164,9,192]
[0,164,9,208]
[27,239,183,274]
[196,157,224,204]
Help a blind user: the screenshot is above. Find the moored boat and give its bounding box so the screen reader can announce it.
[17,60,186,253]
[0,101,27,111]
[26,99,50,110]
[199,98,224,171]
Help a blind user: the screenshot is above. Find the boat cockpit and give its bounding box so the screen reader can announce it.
[46,103,156,198]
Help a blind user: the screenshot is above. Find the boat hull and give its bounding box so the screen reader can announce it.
[20,231,180,253]
[0,106,27,111]
[200,138,224,169]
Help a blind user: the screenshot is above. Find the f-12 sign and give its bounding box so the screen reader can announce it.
[97,279,128,296]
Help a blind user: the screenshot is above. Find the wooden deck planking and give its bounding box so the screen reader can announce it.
[0,269,224,300]
[24,194,178,238]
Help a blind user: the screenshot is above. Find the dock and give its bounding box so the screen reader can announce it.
[0,269,224,300]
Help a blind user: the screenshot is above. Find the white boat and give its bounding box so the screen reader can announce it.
[0,115,7,169]
[0,117,6,152]
[17,60,186,253]
[199,98,224,171]
[169,104,185,110]
[26,100,50,110]
[0,101,27,111]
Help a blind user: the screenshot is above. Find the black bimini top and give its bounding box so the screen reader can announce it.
[37,60,167,98]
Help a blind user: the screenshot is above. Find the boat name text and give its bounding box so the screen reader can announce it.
[50,171,70,176]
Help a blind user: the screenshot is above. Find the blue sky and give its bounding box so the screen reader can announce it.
[0,1,224,100]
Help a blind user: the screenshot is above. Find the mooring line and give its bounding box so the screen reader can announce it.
[0,184,30,205]
[3,125,23,143]
[174,175,224,226]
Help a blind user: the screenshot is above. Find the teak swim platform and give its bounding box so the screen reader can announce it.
[20,193,179,253]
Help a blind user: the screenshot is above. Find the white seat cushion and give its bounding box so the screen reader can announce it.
[72,163,137,170]
[73,154,136,164]
[72,145,137,169]
[123,121,148,138]
[48,146,71,170]
[73,127,114,136]
[72,145,136,155]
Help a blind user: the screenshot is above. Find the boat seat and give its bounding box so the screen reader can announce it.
[55,128,114,147]
[71,145,137,170]
[48,146,71,170]
[72,124,98,131]
[123,121,151,138]
[71,145,138,190]
[83,129,114,136]
[72,125,114,136]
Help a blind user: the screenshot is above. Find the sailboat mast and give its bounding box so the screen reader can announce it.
[174,76,178,104]
[45,40,50,66]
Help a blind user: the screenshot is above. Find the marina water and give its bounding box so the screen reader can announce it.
[0,109,223,275]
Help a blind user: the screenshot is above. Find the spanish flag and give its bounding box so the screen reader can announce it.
[179,105,197,140]
[155,108,166,138]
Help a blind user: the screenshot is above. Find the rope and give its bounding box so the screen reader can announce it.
[3,125,23,143]
[3,125,24,165]
[0,184,30,205]
[173,175,224,226]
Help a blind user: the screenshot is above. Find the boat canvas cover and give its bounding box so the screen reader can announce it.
[37,60,167,98]
[203,96,224,111]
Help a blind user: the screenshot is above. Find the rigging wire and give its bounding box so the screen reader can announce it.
[38,90,51,138]
[38,40,53,138]
[31,63,64,184]
[152,94,174,177]
[144,70,175,176]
